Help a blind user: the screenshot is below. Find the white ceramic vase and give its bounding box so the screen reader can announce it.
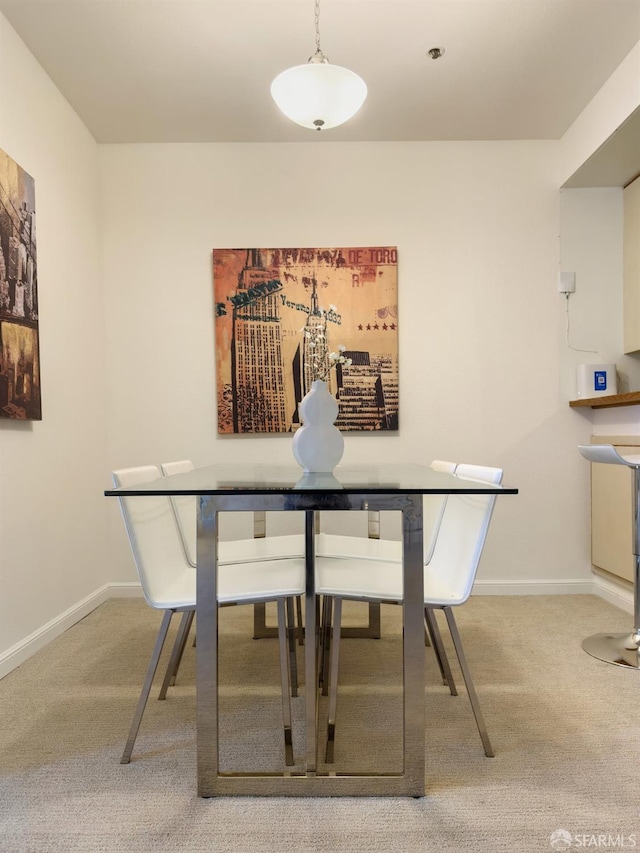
[292,379,344,473]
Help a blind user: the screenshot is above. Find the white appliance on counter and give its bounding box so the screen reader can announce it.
[576,363,617,398]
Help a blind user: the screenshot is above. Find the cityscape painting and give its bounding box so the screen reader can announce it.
[0,148,41,420]
[213,247,398,434]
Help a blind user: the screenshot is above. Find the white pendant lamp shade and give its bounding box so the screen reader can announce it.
[271,61,367,131]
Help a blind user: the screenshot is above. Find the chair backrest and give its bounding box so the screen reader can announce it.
[431,459,457,474]
[423,459,457,563]
[113,465,191,608]
[426,463,503,605]
[160,459,196,567]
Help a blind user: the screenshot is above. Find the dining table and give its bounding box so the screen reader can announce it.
[105,461,517,798]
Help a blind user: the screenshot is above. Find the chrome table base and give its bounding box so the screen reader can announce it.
[252,600,381,640]
[197,492,426,798]
[582,631,640,668]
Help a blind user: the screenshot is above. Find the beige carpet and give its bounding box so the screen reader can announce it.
[0,594,638,852]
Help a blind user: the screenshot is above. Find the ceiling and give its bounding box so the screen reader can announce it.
[1,0,640,154]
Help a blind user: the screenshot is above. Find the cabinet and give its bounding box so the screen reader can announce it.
[623,174,640,353]
[590,436,638,584]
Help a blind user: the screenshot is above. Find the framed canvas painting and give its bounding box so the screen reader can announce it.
[0,149,41,420]
[213,246,398,434]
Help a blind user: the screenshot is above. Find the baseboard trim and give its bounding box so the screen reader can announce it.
[472,575,633,612]
[0,582,142,681]
[0,575,633,681]
[590,573,634,613]
[473,578,594,596]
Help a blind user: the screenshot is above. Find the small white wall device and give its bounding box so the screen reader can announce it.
[558,271,576,294]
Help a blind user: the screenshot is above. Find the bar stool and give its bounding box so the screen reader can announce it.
[578,444,640,668]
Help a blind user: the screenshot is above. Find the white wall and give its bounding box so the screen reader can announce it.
[0,15,108,672]
[558,187,640,395]
[100,141,595,588]
[558,188,640,443]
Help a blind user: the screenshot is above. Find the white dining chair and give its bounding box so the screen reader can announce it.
[160,459,305,689]
[315,459,457,692]
[316,462,502,761]
[113,464,305,766]
[160,459,308,567]
[315,459,456,566]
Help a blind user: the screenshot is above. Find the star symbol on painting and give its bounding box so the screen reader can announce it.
[366,324,371,330]
[358,324,363,331]
[390,323,396,330]
[373,324,379,330]
[382,323,388,330]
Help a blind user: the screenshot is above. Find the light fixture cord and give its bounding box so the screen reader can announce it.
[314,0,321,55]
[310,0,328,63]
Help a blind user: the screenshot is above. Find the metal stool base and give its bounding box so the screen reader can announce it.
[578,447,640,672]
[582,631,640,669]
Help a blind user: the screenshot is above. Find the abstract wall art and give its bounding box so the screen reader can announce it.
[213,246,398,434]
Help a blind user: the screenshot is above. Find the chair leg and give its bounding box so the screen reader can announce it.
[315,595,322,646]
[320,595,332,695]
[158,610,194,700]
[277,598,295,766]
[285,596,299,697]
[121,609,174,764]
[296,594,304,645]
[424,607,458,696]
[325,596,343,763]
[443,607,494,758]
[167,610,195,689]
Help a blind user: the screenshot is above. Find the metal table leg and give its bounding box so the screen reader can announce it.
[400,494,426,792]
[196,495,219,796]
[304,510,318,776]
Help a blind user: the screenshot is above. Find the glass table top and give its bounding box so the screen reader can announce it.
[105,463,518,496]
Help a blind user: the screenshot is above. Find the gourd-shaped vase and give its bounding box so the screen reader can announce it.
[293,379,344,473]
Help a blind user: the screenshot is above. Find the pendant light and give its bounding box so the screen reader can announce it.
[270,0,367,131]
